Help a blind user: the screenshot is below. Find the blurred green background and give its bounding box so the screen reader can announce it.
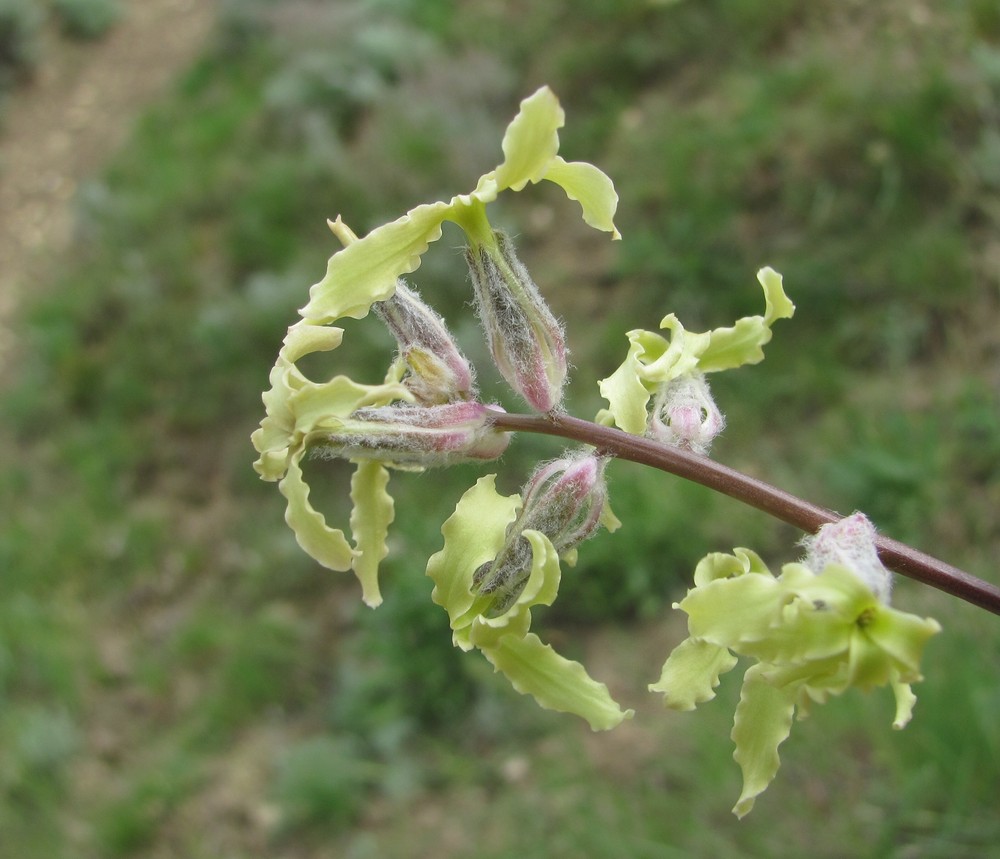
[2,0,1000,856]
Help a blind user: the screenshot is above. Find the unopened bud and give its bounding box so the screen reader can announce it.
[648,373,725,455]
[465,231,567,413]
[519,451,609,553]
[316,402,510,468]
[473,451,609,616]
[802,512,892,603]
[374,282,476,405]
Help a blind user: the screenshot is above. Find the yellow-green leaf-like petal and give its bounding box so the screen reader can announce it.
[279,453,355,572]
[698,268,794,373]
[493,86,564,192]
[349,459,394,608]
[731,664,797,819]
[483,632,633,731]
[758,267,795,326]
[737,597,853,666]
[542,156,621,239]
[680,574,787,648]
[862,606,941,681]
[290,375,411,436]
[650,638,739,711]
[891,680,918,729]
[692,548,770,587]
[597,334,655,434]
[426,475,520,629]
[300,201,452,324]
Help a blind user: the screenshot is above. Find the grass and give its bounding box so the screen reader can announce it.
[1,0,999,856]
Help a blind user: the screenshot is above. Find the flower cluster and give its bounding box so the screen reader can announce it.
[598,267,794,452]
[426,455,630,731]
[252,85,943,821]
[649,514,941,817]
[252,86,620,606]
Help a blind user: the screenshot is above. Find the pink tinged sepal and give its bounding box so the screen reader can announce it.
[465,231,567,413]
[648,372,725,455]
[474,452,610,615]
[518,451,609,553]
[374,281,476,405]
[316,401,510,468]
[802,512,893,603]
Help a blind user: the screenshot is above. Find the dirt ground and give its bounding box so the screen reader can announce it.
[0,0,218,373]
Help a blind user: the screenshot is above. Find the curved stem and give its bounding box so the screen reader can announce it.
[487,409,1000,616]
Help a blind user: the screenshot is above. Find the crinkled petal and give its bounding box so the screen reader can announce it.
[282,322,345,364]
[597,321,710,434]
[862,606,941,681]
[483,632,633,731]
[649,637,739,711]
[426,475,520,630]
[679,573,787,649]
[891,679,918,729]
[279,452,354,572]
[740,597,853,665]
[301,201,453,324]
[597,333,655,434]
[645,316,710,382]
[252,324,347,478]
[349,459,394,608]
[731,663,797,818]
[782,565,878,623]
[692,548,770,587]
[759,266,795,326]
[697,267,794,373]
[542,156,621,238]
[292,375,411,435]
[492,86,564,193]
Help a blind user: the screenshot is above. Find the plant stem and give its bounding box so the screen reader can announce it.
[487,409,1000,616]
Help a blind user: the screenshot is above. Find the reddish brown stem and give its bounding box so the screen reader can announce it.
[487,409,1000,616]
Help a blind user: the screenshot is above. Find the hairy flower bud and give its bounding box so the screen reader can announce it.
[648,372,725,455]
[465,230,567,412]
[802,512,893,603]
[519,452,609,553]
[315,402,509,468]
[374,281,476,405]
[473,451,609,616]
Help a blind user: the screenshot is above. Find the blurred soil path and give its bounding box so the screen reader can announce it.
[0,0,217,372]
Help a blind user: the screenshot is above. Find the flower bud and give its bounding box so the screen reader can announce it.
[648,372,725,455]
[518,451,609,553]
[465,230,567,412]
[315,402,510,468]
[802,512,892,603]
[473,451,609,616]
[374,281,476,405]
